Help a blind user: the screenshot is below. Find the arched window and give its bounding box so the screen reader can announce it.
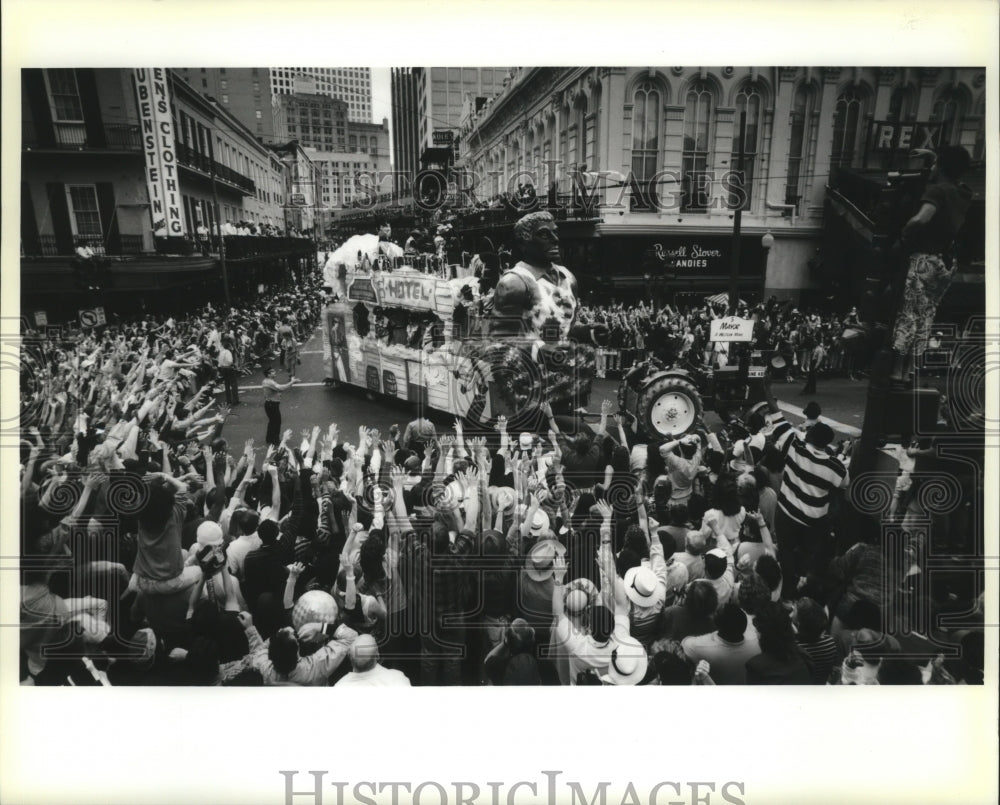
[785,84,815,207]
[558,108,569,191]
[973,93,985,161]
[589,87,601,171]
[887,85,916,122]
[681,80,713,212]
[932,87,964,146]
[728,83,763,209]
[831,86,867,168]
[576,101,588,171]
[631,81,661,210]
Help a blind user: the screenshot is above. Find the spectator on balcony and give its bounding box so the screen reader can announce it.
[196,223,210,256]
[222,221,238,236]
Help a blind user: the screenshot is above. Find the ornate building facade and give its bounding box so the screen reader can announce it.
[458,67,986,301]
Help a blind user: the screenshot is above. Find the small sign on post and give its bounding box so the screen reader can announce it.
[79,309,99,328]
[33,311,48,328]
[710,316,755,342]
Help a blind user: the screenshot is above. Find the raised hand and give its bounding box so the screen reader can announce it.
[244,437,255,456]
[596,499,613,522]
[286,562,306,578]
[601,399,613,416]
[495,414,507,433]
[282,429,293,444]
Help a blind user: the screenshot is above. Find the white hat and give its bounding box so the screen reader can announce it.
[524,538,567,582]
[623,566,664,607]
[491,487,516,512]
[564,577,598,614]
[196,520,224,547]
[528,508,551,537]
[606,635,649,686]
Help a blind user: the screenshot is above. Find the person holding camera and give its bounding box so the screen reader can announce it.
[889,146,973,383]
[658,431,705,505]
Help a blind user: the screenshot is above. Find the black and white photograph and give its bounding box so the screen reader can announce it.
[2,2,997,805]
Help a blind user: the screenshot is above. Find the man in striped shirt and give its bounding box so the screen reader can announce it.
[762,379,850,596]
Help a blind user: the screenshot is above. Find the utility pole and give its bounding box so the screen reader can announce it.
[729,111,747,315]
[207,136,231,306]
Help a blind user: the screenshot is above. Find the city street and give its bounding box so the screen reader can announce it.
[219,323,869,448]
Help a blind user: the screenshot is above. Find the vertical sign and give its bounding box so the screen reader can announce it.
[134,68,186,237]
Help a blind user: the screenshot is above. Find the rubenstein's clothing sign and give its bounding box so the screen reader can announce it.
[134,68,185,238]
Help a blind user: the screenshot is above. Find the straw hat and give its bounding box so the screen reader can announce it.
[524,538,567,582]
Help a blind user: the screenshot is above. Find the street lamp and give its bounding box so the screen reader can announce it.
[761,230,774,301]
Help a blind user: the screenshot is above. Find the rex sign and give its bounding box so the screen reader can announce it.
[134,68,185,237]
[867,120,942,153]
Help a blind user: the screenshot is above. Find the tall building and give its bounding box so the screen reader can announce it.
[173,67,275,142]
[270,67,372,123]
[390,67,420,197]
[390,67,510,196]
[272,92,349,151]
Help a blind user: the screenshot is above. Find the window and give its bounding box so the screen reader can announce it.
[932,87,964,146]
[45,69,83,121]
[973,93,986,161]
[253,81,260,92]
[681,80,714,212]
[255,109,262,119]
[67,185,102,236]
[728,83,763,209]
[630,82,661,210]
[785,84,815,207]
[220,79,228,90]
[888,85,916,122]
[221,94,229,104]
[831,86,868,168]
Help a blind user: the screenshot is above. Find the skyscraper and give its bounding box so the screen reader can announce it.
[391,67,509,196]
[269,67,373,123]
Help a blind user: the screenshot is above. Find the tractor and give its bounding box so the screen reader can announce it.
[617,344,773,439]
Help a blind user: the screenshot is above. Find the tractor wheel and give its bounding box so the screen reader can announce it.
[637,375,703,438]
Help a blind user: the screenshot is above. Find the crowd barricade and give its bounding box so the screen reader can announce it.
[595,348,649,378]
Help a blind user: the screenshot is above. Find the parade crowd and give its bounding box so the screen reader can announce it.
[578,299,868,383]
[19,283,983,688]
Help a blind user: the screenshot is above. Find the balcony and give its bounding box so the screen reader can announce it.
[24,234,146,257]
[22,119,142,151]
[176,142,256,196]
